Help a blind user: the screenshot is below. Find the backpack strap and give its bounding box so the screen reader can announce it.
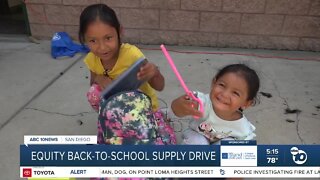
[98,98,108,144]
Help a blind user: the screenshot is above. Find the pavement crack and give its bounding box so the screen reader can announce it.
[24,107,94,117]
[295,111,305,144]
[246,107,275,114]
[271,79,305,144]
[0,54,85,131]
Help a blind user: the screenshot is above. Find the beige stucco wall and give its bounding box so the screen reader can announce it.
[25,0,320,51]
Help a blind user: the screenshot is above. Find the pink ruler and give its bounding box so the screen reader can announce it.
[160,44,203,118]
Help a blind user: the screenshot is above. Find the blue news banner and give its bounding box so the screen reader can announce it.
[21,145,220,166]
[20,144,320,167]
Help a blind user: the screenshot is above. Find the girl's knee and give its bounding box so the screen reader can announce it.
[87,84,102,112]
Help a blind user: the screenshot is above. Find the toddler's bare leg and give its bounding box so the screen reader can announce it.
[182,129,209,145]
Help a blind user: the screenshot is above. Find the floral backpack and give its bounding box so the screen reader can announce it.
[97,91,176,145]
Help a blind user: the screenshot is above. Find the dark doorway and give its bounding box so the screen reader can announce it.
[0,0,30,35]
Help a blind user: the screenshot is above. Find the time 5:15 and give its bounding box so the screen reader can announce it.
[266,149,279,155]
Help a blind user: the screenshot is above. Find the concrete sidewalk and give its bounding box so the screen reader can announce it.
[0,35,319,179]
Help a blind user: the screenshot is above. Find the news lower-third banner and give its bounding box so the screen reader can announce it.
[20,139,320,178]
[21,144,320,167]
[21,145,219,166]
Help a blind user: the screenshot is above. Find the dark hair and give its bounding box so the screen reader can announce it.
[214,64,260,104]
[79,4,121,44]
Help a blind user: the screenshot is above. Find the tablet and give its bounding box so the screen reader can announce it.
[101,57,147,100]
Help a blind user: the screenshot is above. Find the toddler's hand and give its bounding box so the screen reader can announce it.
[172,95,203,118]
[137,62,158,81]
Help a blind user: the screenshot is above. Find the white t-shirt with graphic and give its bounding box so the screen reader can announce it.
[189,91,256,141]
